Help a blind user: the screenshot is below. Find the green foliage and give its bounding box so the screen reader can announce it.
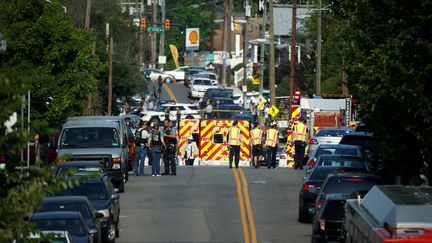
[331,0,432,182]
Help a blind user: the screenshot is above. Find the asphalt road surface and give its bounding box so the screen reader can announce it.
[149,81,190,104]
[118,166,311,243]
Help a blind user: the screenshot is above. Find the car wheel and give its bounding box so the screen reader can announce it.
[119,179,125,193]
[124,169,128,182]
[164,77,172,83]
[106,222,116,243]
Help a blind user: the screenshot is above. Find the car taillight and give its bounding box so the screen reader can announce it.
[308,138,318,145]
[319,218,326,231]
[307,159,316,167]
[303,184,316,193]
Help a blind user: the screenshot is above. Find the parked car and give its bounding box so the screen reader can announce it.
[188,78,216,99]
[163,66,188,81]
[149,70,176,83]
[298,166,365,222]
[306,144,366,170]
[185,67,207,86]
[36,196,103,243]
[191,72,218,85]
[53,161,106,177]
[339,132,383,170]
[311,194,349,243]
[306,154,371,177]
[29,211,97,243]
[57,176,120,243]
[308,127,353,152]
[199,88,234,109]
[160,103,201,120]
[58,119,128,192]
[315,172,378,212]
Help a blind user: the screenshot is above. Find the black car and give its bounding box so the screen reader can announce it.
[298,166,365,222]
[53,161,106,177]
[306,154,371,177]
[29,211,96,243]
[199,88,234,109]
[57,176,120,243]
[315,172,378,211]
[306,144,367,169]
[311,194,349,243]
[37,196,103,243]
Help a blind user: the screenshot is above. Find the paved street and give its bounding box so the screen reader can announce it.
[118,167,311,243]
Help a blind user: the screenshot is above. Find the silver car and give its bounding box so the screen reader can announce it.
[309,127,353,152]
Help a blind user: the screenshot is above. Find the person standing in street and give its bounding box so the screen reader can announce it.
[157,75,163,94]
[250,122,263,168]
[162,119,177,175]
[133,122,150,176]
[205,101,213,119]
[265,120,279,169]
[228,120,241,168]
[148,123,166,176]
[182,135,198,165]
[292,117,308,170]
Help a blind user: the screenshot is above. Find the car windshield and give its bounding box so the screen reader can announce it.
[317,157,365,168]
[322,177,376,196]
[60,127,120,148]
[38,203,91,219]
[188,106,198,110]
[322,200,346,218]
[316,147,358,157]
[58,182,108,200]
[316,129,352,137]
[194,79,212,85]
[32,219,85,236]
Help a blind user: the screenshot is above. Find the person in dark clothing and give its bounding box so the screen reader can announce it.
[162,119,177,175]
[148,123,166,176]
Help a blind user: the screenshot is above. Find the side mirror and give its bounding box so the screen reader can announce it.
[89,226,98,235]
[111,193,120,200]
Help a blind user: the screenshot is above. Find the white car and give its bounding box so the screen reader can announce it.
[140,103,201,123]
[188,78,216,99]
[164,66,188,81]
[148,69,176,83]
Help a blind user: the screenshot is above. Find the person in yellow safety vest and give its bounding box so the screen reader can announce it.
[182,135,199,166]
[265,120,279,169]
[250,122,263,169]
[228,120,241,168]
[292,117,309,170]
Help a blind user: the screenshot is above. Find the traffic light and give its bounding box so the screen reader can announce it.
[141,17,146,31]
[165,19,170,30]
[293,91,301,105]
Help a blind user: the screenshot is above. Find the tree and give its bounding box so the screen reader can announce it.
[331,0,432,184]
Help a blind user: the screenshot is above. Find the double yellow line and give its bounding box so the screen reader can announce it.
[232,168,257,243]
[162,83,177,103]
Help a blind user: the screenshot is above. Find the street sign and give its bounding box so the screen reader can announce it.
[208,53,214,63]
[147,27,164,33]
[257,104,264,111]
[268,105,280,118]
[252,75,260,85]
[256,95,266,105]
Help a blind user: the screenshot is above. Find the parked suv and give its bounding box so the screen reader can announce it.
[57,120,128,192]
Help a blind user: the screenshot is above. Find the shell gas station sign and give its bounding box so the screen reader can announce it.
[185,28,199,51]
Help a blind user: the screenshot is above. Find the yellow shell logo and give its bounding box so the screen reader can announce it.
[189,31,198,44]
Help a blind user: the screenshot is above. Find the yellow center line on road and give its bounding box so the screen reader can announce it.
[239,169,257,243]
[162,83,177,103]
[232,168,251,243]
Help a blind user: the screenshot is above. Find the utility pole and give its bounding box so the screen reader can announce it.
[151,0,157,68]
[342,56,348,96]
[316,0,322,96]
[289,0,297,117]
[227,0,233,86]
[242,1,250,108]
[139,0,144,67]
[85,0,91,29]
[159,0,165,70]
[259,0,267,97]
[222,0,229,87]
[108,37,113,116]
[268,0,275,106]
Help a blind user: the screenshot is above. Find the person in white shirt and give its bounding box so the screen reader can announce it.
[182,135,198,165]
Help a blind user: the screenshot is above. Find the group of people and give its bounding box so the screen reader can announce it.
[133,116,309,176]
[133,118,199,177]
[228,117,309,170]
